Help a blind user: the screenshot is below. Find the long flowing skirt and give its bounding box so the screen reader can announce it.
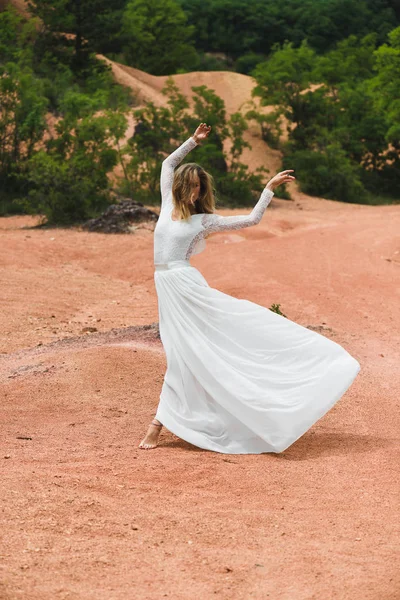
[154,260,360,454]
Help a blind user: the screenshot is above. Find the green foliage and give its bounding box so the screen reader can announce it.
[252,40,317,109]
[245,105,283,149]
[20,110,128,224]
[0,6,22,61]
[2,0,399,221]
[217,165,267,205]
[117,78,268,206]
[252,30,400,202]
[235,52,266,75]
[179,0,398,60]
[19,150,109,224]
[14,0,400,76]
[269,303,287,318]
[27,0,127,66]
[369,26,400,144]
[0,5,133,220]
[330,80,388,168]
[314,33,378,85]
[0,61,48,191]
[0,6,132,112]
[361,26,400,196]
[122,0,199,75]
[284,143,367,203]
[252,40,328,152]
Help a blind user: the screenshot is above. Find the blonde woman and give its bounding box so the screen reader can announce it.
[139,123,360,453]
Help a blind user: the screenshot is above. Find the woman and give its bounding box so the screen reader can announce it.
[139,123,360,453]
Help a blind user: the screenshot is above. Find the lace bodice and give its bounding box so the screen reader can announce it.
[153,137,275,264]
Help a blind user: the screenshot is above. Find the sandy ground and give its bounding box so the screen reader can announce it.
[1,190,399,600]
[105,60,284,177]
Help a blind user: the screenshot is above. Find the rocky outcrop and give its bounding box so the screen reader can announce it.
[82,199,159,234]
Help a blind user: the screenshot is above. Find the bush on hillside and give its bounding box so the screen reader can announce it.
[116,78,274,207]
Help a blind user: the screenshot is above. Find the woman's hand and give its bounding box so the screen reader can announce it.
[266,170,295,191]
[193,123,211,144]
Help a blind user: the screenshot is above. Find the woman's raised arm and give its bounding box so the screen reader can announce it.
[200,170,295,233]
[160,137,197,206]
[160,123,212,209]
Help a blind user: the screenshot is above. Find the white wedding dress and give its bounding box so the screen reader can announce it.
[153,137,360,454]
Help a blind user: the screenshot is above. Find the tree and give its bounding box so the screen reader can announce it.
[122,0,199,75]
[366,26,400,193]
[252,40,320,147]
[312,33,389,172]
[314,33,378,86]
[285,143,368,203]
[0,4,133,219]
[0,62,48,194]
[23,109,128,224]
[252,32,399,202]
[369,26,400,146]
[179,0,398,60]
[27,0,126,66]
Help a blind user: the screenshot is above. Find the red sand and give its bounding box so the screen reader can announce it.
[1,192,399,599]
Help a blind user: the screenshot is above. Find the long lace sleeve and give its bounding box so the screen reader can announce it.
[202,187,274,233]
[160,137,198,212]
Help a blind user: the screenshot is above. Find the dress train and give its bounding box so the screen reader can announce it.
[154,260,360,454]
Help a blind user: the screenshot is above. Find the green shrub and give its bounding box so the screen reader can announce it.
[284,143,368,204]
[19,110,127,224]
[19,151,109,225]
[118,78,269,207]
[235,52,266,75]
[269,303,287,318]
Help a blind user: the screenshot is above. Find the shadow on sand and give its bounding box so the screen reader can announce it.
[160,430,395,460]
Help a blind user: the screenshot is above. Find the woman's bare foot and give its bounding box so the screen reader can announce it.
[138,419,163,449]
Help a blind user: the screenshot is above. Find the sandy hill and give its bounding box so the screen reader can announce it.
[105,59,283,176]
[2,0,283,178]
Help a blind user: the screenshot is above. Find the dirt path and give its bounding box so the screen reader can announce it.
[1,194,399,600]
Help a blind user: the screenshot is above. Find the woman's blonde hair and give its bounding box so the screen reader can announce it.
[172,163,216,220]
